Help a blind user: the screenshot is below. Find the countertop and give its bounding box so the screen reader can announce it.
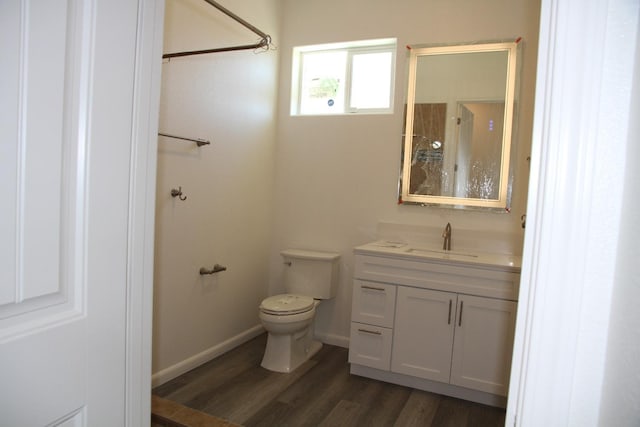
[354,240,522,272]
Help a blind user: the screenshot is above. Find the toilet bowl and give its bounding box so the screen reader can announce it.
[259,249,340,373]
[259,294,322,373]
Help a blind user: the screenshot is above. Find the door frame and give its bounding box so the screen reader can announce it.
[125,0,164,424]
[507,0,638,424]
[128,0,639,425]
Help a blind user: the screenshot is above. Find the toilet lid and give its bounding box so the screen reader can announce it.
[260,294,314,315]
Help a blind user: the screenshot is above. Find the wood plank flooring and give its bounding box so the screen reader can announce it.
[152,333,505,427]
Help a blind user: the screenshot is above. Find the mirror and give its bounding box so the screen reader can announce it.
[400,41,519,210]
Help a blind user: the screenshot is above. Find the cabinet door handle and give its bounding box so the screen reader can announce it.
[458,301,464,327]
[448,299,452,325]
[358,328,382,335]
[361,285,385,292]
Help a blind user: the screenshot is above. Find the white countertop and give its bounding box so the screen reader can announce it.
[354,240,522,272]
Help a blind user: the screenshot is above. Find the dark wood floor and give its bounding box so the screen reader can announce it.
[152,333,506,427]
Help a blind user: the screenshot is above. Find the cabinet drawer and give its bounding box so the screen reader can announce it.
[348,322,392,371]
[351,280,397,328]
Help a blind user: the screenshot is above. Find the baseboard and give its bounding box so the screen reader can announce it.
[350,364,507,408]
[151,324,264,387]
[315,331,349,348]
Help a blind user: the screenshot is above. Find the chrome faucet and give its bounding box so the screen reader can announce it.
[442,222,452,251]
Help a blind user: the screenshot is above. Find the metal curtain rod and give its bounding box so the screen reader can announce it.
[158,132,210,147]
[162,0,272,59]
[203,0,268,39]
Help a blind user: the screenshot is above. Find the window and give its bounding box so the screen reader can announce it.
[291,39,397,115]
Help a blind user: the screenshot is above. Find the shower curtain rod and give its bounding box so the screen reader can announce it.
[162,0,272,59]
[158,132,211,146]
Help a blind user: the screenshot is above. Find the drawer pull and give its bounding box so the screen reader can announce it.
[458,301,464,327]
[448,299,452,325]
[358,328,382,335]
[361,285,386,292]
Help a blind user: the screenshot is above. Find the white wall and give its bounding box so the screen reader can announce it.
[271,0,541,346]
[152,0,280,379]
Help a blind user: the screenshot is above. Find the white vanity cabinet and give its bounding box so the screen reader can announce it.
[392,287,517,396]
[348,244,521,407]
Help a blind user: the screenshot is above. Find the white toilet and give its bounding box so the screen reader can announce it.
[259,249,340,373]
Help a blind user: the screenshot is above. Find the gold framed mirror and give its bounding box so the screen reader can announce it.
[399,41,519,210]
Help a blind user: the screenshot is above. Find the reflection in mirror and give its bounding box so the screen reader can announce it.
[400,42,519,210]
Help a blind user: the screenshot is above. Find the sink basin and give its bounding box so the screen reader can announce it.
[405,248,479,258]
[370,241,407,248]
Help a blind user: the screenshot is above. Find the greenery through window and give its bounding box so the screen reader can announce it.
[291,39,397,115]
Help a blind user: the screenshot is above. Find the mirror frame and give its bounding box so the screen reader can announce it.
[399,41,519,210]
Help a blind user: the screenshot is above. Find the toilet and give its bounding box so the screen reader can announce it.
[259,249,340,373]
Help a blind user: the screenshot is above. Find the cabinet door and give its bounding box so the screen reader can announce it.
[391,287,456,383]
[351,280,397,328]
[348,322,393,370]
[450,294,517,396]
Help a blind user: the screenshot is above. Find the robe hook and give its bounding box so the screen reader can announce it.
[171,186,187,201]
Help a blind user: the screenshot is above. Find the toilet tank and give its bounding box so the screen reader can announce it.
[281,249,341,299]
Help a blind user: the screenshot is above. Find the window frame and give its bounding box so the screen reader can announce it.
[291,39,397,116]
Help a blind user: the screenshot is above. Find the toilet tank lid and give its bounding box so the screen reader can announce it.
[281,249,340,261]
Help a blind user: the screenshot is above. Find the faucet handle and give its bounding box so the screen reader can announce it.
[442,222,452,250]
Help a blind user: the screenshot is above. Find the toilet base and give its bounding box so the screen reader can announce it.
[260,328,323,373]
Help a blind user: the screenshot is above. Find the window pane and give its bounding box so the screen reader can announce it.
[300,51,347,114]
[350,52,392,110]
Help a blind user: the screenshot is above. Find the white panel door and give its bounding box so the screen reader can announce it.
[0,0,161,425]
[391,286,456,383]
[450,294,517,395]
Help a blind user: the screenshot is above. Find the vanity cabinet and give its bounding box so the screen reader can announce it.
[348,246,521,407]
[392,287,517,395]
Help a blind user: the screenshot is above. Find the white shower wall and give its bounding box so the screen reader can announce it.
[152,0,281,382]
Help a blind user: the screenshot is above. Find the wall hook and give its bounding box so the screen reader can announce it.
[171,186,187,201]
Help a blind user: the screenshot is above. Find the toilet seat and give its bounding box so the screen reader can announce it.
[260,294,314,315]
